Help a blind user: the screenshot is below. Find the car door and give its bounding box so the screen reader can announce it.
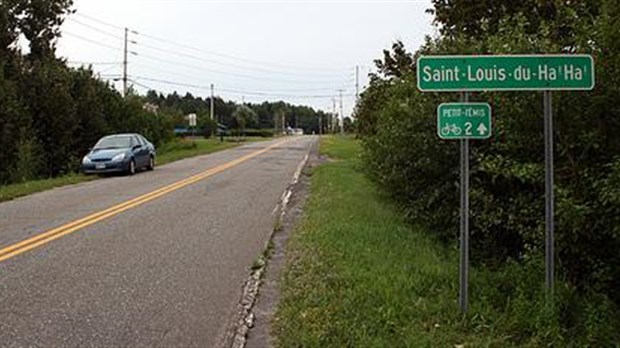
[139,135,153,155]
[131,136,146,167]
[138,136,150,166]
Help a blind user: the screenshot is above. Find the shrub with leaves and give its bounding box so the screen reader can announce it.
[356,0,620,340]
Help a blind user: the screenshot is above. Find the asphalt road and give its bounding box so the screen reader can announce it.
[0,136,316,347]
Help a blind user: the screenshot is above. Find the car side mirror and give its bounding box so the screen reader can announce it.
[132,144,142,150]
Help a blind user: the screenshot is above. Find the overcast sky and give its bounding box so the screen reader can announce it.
[57,0,435,117]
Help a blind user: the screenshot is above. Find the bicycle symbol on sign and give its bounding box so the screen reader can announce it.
[441,123,462,136]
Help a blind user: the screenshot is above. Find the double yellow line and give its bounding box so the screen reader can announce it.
[0,139,290,263]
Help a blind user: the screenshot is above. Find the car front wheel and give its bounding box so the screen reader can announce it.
[128,159,136,175]
[147,156,155,171]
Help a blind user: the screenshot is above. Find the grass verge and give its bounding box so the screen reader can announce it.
[156,137,239,165]
[0,137,268,203]
[273,136,620,347]
[0,174,98,203]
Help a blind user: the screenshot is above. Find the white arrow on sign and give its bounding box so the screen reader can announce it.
[477,123,488,135]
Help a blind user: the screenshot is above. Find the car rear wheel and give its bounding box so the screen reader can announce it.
[128,159,136,175]
[147,156,155,171]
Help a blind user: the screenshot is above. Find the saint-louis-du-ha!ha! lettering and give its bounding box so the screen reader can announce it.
[422,64,586,83]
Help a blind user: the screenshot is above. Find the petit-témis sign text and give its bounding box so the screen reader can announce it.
[437,103,491,140]
[418,55,594,91]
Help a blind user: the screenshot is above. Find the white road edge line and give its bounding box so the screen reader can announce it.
[226,140,312,348]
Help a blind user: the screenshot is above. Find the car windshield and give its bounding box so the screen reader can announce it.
[94,136,132,150]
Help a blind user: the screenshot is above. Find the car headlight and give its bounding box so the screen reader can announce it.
[82,156,92,164]
[112,153,126,162]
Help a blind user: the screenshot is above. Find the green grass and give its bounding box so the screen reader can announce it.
[156,137,239,165]
[273,136,618,347]
[275,135,468,346]
[0,136,268,203]
[0,174,98,203]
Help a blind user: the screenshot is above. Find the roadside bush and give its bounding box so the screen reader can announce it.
[243,128,274,138]
[0,60,176,183]
[10,129,44,183]
[356,0,620,339]
[199,117,218,138]
[361,78,459,242]
[157,138,197,153]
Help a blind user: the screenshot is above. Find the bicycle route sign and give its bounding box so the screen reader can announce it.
[418,55,594,91]
[437,103,491,140]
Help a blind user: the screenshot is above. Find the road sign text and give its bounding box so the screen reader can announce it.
[418,55,594,91]
[437,103,492,140]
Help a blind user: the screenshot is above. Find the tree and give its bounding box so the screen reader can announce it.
[342,117,355,134]
[373,40,415,79]
[231,105,257,139]
[18,0,74,60]
[21,60,77,176]
[356,2,620,342]
[0,0,21,55]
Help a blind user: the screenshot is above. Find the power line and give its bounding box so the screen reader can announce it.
[99,76,122,83]
[130,62,347,93]
[128,78,156,91]
[73,11,351,73]
[136,51,353,85]
[62,31,122,51]
[67,61,120,65]
[74,12,125,30]
[96,64,121,74]
[137,30,350,73]
[61,30,354,91]
[133,40,347,78]
[65,17,124,40]
[66,12,357,97]
[131,75,355,99]
[65,12,357,112]
[218,87,355,99]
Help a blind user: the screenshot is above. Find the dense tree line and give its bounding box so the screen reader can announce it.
[356,0,620,343]
[0,0,176,184]
[0,0,332,185]
[144,91,333,135]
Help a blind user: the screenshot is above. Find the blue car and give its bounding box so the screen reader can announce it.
[81,134,156,175]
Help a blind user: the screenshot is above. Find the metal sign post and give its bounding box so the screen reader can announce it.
[459,92,470,313]
[544,91,554,297]
[418,54,594,309]
[436,99,491,312]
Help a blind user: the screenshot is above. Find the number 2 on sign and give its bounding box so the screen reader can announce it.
[465,122,472,135]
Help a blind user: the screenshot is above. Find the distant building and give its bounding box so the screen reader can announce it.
[285,127,304,136]
[142,102,159,114]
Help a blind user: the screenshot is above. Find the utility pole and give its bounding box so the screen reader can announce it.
[281,110,285,134]
[332,97,336,133]
[210,83,215,137]
[318,114,323,135]
[339,89,344,135]
[123,27,128,97]
[122,28,138,97]
[210,84,215,121]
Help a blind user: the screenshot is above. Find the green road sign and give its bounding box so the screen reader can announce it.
[418,55,594,91]
[437,103,492,140]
